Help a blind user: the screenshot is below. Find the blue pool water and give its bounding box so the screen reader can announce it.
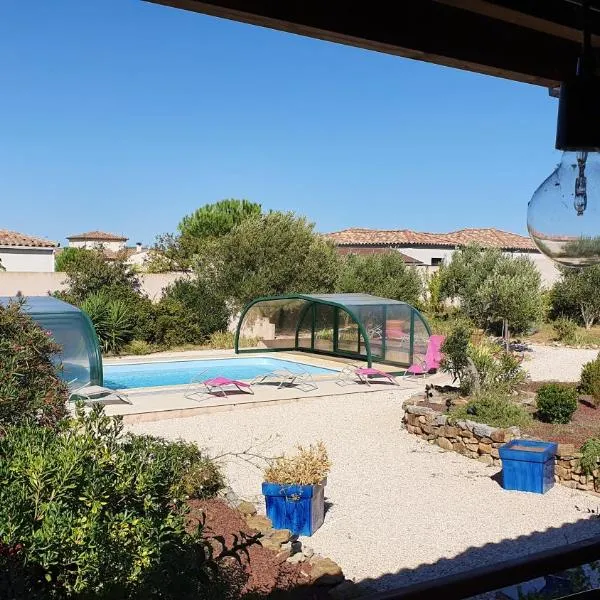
[103,357,335,390]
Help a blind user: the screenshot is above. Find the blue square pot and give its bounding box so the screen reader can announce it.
[499,439,558,494]
[262,481,325,537]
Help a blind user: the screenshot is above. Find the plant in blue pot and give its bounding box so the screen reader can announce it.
[262,442,331,537]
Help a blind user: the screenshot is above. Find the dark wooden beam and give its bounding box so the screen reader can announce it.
[144,0,582,86]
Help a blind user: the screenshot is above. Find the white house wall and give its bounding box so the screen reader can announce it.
[0,247,55,272]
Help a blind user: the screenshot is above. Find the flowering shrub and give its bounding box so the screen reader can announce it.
[0,300,67,427]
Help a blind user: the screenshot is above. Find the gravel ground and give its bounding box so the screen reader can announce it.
[128,388,600,594]
[524,344,599,382]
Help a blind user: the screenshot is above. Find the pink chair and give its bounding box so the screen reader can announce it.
[186,376,253,400]
[405,335,445,377]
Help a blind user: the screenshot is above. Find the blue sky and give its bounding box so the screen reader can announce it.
[1,0,561,246]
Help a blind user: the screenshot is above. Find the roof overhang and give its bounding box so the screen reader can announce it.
[144,0,600,87]
[0,245,56,251]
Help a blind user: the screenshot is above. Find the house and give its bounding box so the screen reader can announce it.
[66,230,149,269]
[325,227,560,286]
[0,230,57,272]
[67,230,128,252]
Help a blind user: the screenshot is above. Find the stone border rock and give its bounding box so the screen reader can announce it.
[403,403,599,493]
[226,495,361,598]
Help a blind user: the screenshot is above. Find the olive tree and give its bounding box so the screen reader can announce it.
[551,265,600,330]
[336,252,423,306]
[194,211,341,309]
[441,246,543,346]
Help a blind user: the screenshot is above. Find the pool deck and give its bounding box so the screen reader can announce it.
[102,350,433,423]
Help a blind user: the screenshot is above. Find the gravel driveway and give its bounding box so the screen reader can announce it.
[128,388,600,594]
[525,344,599,382]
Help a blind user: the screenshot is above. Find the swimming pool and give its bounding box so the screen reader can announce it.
[103,357,336,390]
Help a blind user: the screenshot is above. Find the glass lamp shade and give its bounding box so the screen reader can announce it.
[527,152,600,267]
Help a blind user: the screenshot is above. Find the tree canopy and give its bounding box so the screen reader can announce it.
[148,199,262,272]
[178,198,262,240]
[551,265,600,330]
[193,211,340,309]
[336,252,423,307]
[440,245,543,340]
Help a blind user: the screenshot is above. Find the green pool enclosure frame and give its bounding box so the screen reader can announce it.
[0,296,103,387]
[234,293,431,367]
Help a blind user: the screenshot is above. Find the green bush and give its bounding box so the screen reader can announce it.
[580,354,600,407]
[580,437,600,475]
[441,320,473,390]
[0,405,225,598]
[536,383,579,424]
[123,339,156,355]
[81,292,134,354]
[450,390,531,429]
[0,300,67,427]
[553,317,578,343]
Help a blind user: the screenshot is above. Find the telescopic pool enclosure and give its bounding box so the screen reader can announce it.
[235,294,431,367]
[0,296,103,387]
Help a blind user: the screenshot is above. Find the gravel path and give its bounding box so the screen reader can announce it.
[128,389,600,594]
[525,344,598,382]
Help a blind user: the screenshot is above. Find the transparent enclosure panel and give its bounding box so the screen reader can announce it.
[337,308,360,354]
[412,312,430,365]
[296,304,313,350]
[357,305,385,359]
[383,304,413,365]
[41,315,94,387]
[238,299,309,350]
[313,304,335,352]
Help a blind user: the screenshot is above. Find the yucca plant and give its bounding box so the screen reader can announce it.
[81,293,133,354]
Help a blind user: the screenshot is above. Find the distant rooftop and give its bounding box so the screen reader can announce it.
[325,227,536,251]
[67,230,128,242]
[0,229,57,248]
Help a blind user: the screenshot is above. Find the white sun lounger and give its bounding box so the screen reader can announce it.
[69,382,131,406]
[252,367,318,392]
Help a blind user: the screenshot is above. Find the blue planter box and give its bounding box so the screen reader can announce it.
[262,481,325,537]
[499,439,558,494]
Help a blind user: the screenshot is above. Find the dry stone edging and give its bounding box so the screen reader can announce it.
[403,403,600,493]
[233,500,356,597]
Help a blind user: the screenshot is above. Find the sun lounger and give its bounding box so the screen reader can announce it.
[335,365,399,386]
[69,383,131,406]
[252,367,318,392]
[404,335,445,378]
[186,376,253,400]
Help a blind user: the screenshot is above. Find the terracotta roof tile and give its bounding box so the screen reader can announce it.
[67,230,128,242]
[0,229,57,248]
[325,227,536,251]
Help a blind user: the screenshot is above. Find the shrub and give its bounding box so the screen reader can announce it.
[81,292,134,354]
[58,249,141,304]
[123,435,224,499]
[205,331,259,350]
[0,405,225,598]
[155,281,229,347]
[264,442,331,486]
[0,300,67,427]
[450,390,531,429]
[580,437,600,475]
[123,339,155,355]
[553,317,578,343]
[580,354,600,407]
[536,383,579,424]
[441,320,473,384]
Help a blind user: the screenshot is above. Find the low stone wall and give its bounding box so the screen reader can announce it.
[403,404,517,468]
[403,404,598,493]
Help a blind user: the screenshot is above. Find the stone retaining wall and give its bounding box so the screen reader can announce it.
[403,404,599,493]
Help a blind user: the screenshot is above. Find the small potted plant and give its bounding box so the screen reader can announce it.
[262,441,331,536]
